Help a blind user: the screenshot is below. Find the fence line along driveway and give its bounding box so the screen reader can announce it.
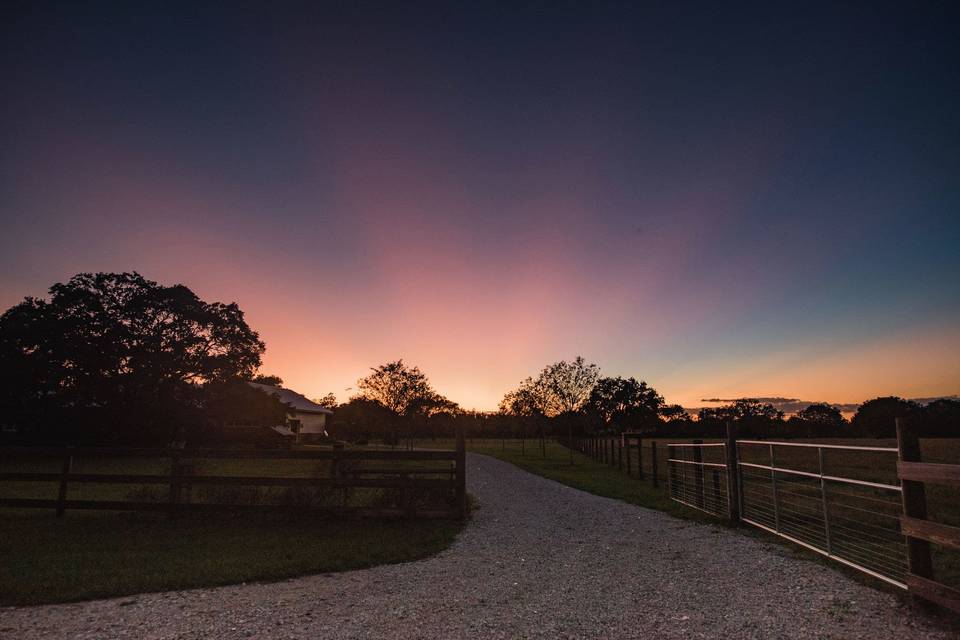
[3,454,955,640]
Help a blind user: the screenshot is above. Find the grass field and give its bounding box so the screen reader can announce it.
[0,450,464,606]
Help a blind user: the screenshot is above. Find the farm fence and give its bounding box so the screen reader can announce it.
[568,422,960,613]
[0,426,467,520]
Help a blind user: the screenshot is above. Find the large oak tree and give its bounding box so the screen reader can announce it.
[0,272,269,443]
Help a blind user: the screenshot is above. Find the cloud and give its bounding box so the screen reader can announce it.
[691,395,960,416]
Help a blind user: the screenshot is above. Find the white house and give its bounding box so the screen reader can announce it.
[248,382,333,443]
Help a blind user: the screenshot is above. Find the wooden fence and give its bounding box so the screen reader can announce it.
[896,418,960,612]
[0,427,467,520]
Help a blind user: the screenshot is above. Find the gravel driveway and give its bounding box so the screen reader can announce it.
[3,453,955,639]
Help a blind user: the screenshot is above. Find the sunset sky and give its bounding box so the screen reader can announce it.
[2,2,958,411]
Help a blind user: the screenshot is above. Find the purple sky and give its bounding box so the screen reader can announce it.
[2,2,958,409]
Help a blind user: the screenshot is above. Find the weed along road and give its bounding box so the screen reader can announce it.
[3,454,954,640]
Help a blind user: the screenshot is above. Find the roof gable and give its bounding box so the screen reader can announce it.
[247,382,334,414]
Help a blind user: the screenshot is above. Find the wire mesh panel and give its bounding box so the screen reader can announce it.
[737,441,907,588]
[668,443,729,518]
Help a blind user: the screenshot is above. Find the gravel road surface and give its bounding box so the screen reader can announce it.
[2,453,954,639]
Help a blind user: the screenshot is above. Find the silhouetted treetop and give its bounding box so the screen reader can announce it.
[585,376,664,429]
[851,396,921,438]
[355,360,457,417]
[0,272,266,442]
[500,357,600,418]
[314,392,338,409]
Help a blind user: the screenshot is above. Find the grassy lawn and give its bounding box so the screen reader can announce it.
[0,449,464,606]
[0,509,462,606]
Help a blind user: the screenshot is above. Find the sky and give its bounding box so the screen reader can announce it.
[2,2,958,411]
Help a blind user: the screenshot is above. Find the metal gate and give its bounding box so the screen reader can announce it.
[668,438,907,588]
[736,440,906,588]
[667,442,730,518]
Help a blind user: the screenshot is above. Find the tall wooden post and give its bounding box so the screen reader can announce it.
[725,422,740,522]
[650,441,658,487]
[626,436,632,476]
[456,422,467,519]
[168,451,181,519]
[568,423,574,466]
[55,451,73,518]
[897,418,933,582]
[637,436,644,480]
[617,437,623,471]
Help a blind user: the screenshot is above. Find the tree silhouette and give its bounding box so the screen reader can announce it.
[541,357,600,415]
[585,376,664,431]
[796,403,845,427]
[315,392,338,409]
[355,360,456,417]
[923,399,960,437]
[659,404,690,423]
[251,374,284,386]
[852,396,921,438]
[0,272,265,443]
[500,357,600,418]
[498,377,547,417]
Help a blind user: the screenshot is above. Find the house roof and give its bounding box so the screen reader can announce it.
[248,382,334,415]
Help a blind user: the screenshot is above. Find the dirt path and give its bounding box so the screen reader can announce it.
[2,453,954,639]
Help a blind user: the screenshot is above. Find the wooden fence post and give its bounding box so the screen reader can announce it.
[693,439,704,509]
[168,451,181,519]
[637,436,644,480]
[55,450,73,518]
[650,441,658,487]
[617,436,623,472]
[897,418,933,582]
[724,422,740,522]
[456,422,467,519]
[626,436,632,476]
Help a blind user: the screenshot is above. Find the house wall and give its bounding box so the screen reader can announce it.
[295,411,327,434]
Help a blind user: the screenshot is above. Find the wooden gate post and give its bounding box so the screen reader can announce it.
[456,422,467,519]
[897,418,933,583]
[725,422,740,522]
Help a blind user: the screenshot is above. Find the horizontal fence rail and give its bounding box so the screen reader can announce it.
[0,434,468,520]
[736,440,906,588]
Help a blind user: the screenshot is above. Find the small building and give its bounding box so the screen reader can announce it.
[248,382,334,444]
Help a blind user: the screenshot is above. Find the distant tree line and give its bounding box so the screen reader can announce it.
[330,356,958,442]
[2,273,956,446]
